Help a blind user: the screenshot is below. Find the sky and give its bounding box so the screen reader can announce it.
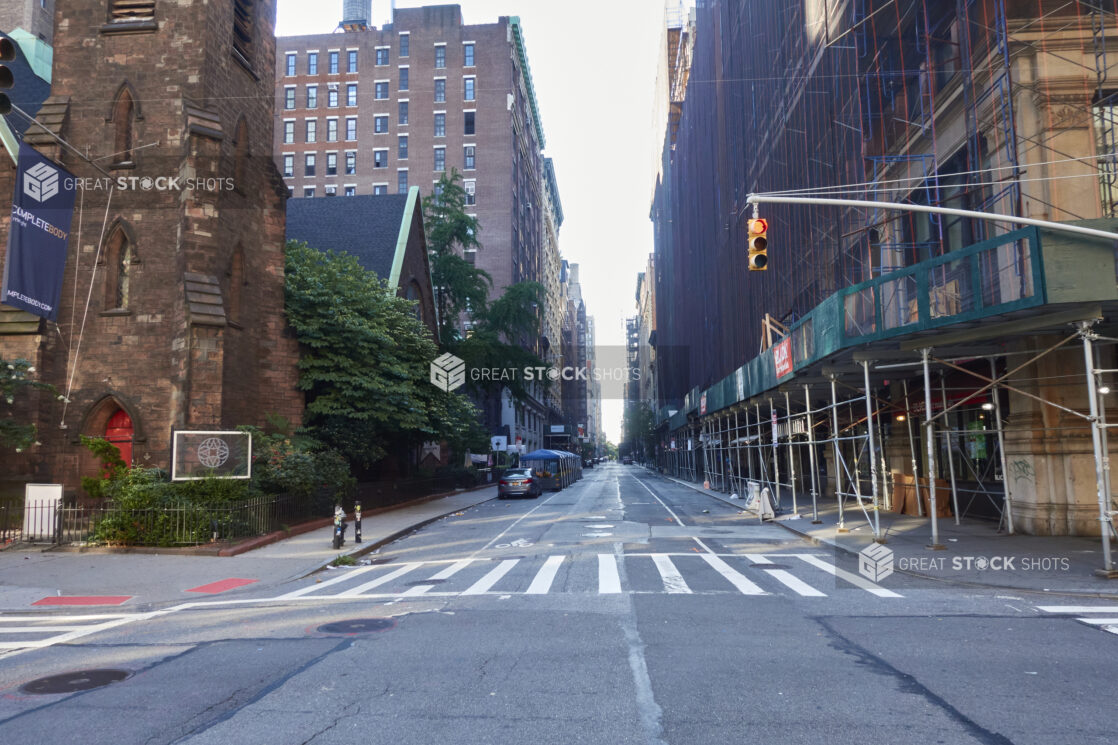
[275,0,667,443]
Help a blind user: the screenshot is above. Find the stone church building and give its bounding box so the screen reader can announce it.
[0,0,302,497]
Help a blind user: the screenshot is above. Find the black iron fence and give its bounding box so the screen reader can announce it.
[0,472,496,548]
[0,493,325,548]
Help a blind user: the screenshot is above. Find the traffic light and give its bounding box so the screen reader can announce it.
[0,37,14,116]
[747,217,768,270]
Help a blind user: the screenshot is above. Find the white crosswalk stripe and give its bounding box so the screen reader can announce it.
[0,612,157,653]
[598,554,622,594]
[526,555,565,594]
[278,552,903,600]
[652,554,692,594]
[1036,605,1118,636]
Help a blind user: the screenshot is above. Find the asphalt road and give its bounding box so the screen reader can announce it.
[0,463,1114,744]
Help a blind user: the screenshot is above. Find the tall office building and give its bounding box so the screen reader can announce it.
[273,4,549,298]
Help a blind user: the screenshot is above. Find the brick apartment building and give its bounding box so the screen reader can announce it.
[273,3,559,452]
[272,3,547,298]
[0,0,302,496]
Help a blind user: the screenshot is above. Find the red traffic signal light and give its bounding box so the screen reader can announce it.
[747,217,768,270]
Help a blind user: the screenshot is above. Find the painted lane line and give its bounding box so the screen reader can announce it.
[472,491,564,558]
[278,564,382,599]
[632,477,685,526]
[1036,605,1118,614]
[651,554,692,594]
[526,555,565,594]
[794,554,902,598]
[700,554,766,595]
[462,559,519,595]
[1077,618,1118,625]
[337,564,419,597]
[186,578,258,594]
[598,554,622,594]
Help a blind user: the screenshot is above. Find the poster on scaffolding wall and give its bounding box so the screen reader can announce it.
[1,143,77,321]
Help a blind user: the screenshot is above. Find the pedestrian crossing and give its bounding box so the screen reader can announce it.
[1036,605,1118,636]
[278,552,903,601]
[0,612,156,655]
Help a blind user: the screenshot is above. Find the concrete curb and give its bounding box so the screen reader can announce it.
[298,493,498,579]
[646,469,1118,600]
[219,483,497,557]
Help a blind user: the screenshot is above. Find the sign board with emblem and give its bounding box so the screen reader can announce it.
[172,430,252,481]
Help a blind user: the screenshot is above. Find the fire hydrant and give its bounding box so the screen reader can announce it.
[332,504,347,550]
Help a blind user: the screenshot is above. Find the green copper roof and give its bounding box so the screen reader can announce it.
[509,17,545,149]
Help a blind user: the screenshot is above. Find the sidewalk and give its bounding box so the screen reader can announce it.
[652,469,1118,598]
[0,486,497,611]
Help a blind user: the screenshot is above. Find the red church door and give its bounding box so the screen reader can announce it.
[105,410,134,466]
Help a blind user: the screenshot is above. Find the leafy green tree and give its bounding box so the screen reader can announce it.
[0,357,52,453]
[284,240,486,468]
[455,281,549,404]
[423,169,491,345]
[623,401,659,459]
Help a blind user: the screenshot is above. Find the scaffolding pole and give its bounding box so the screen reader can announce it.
[805,384,821,523]
[861,360,883,541]
[922,348,947,550]
[940,373,962,525]
[902,379,924,517]
[990,357,1015,535]
[785,389,799,517]
[830,375,847,531]
[769,397,780,510]
[1078,321,1116,576]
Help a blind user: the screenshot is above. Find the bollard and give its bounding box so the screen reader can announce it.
[354,501,362,543]
[332,504,345,550]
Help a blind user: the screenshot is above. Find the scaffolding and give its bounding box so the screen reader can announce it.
[650,1,1118,569]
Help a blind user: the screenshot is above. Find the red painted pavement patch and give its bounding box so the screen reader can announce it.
[32,596,132,606]
[186,578,258,594]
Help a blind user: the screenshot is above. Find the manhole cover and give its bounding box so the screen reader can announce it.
[751,563,789,570]
[405,579,445,586]
[21,669,131,695]
[317,618,395,634]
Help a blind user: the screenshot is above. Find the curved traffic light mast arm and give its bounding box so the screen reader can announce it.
[746,193,1118,242]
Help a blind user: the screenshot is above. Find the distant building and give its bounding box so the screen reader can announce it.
[285,189,438,336]
[0,0,54,45]
[273,4,550,301]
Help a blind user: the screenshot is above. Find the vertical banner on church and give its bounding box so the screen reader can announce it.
[1,143,77,320]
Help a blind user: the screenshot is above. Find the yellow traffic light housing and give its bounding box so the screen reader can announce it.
[747,217,768,270]
[0,37,15,116]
